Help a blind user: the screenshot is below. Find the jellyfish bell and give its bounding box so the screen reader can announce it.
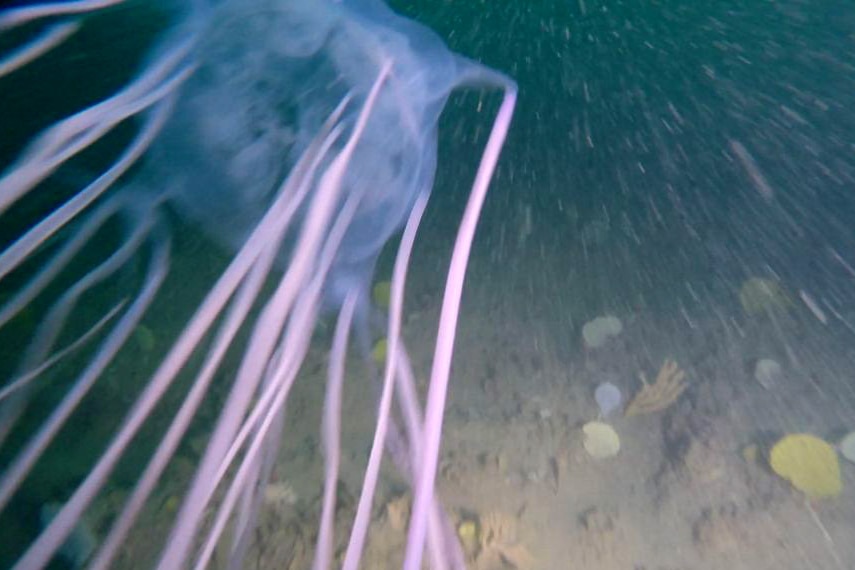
[0,0,515,569]
[147,0,509,311]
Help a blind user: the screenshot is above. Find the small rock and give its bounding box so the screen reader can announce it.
[582,421,620,459]
[840,431,855,464]
[264,481,297,508]
[594,382,623,418]
[582,316,623,349]
[753,358,781,389]
[386,495,410,532]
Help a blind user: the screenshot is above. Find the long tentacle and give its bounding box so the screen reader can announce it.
[0,0,126,32]
[312,290,357,570]
[0,22,79,77]
[0,40,194,216]
[342,188,430,569]
[188,64,392,569]
[0,98,174,284]
[404,82,517,570]
[10,224,170,569]
[0,200,157,447]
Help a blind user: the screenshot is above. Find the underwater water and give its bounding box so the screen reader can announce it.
[2,0,855,568]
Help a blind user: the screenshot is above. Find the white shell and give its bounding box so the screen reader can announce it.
[840,431,855,464]
[582,316,623,349]
[595,382,623,418]
[754,358,782,390]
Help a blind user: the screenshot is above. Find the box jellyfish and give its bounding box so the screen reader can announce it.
[0,0,516,568]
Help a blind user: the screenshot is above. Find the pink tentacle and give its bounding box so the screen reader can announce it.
[0,0,126,31]
[342,189,429,570]
[0,206,156,447]
[0,41,193,215]
[404,84,517,570]
[10,228,170,569]
[88,244,277,570]
[0,97,173,283]
[0,22,80,78]
[313,291,358,570]
[165,62,393,570]
[0,300,126,404]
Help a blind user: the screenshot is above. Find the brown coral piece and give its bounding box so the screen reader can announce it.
[474,511,535,570]
[573,508,635,568]
[385,495,410,533]
[693,504,744,555]
[625,358,687,417]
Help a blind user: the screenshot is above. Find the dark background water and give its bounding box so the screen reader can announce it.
[3,0,855,330]
[385,0,855,352]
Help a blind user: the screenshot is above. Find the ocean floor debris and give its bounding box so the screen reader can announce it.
[594,382,623,418]
[693,504,745,556]
[385,495,410,533]
[372,337,387,365]
[739,277,791,315]
[372,280,392,309]
[753,358,782,390]
[769,433,842,498]
[473,511,534,570]
[582,421,620,459]
[457,519,479,557]
[264,481,298,508]
[624,359,687,417]
[133,324,156,353]
[573,508,636,568]
[840,431,855,464]
[582,315,623,349]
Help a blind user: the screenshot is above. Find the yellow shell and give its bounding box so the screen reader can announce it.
[741,444,759,464]
[582,421,620,459]
[457,520,478,541]
[162,494,180,513]
[134,324,156,352]
[769,434,842,498]
[457,519,479,556]
[739,277,790,315]
[372,281,392,309]
[372,338,388,365]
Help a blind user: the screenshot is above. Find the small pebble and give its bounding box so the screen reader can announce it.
[754,359,781,390]
[594,382,623,418]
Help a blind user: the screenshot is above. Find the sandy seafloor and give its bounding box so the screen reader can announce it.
[75,211,855,570]
[2,152,853,568]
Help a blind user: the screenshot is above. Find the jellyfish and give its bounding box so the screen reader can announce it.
[0,0,516,568]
